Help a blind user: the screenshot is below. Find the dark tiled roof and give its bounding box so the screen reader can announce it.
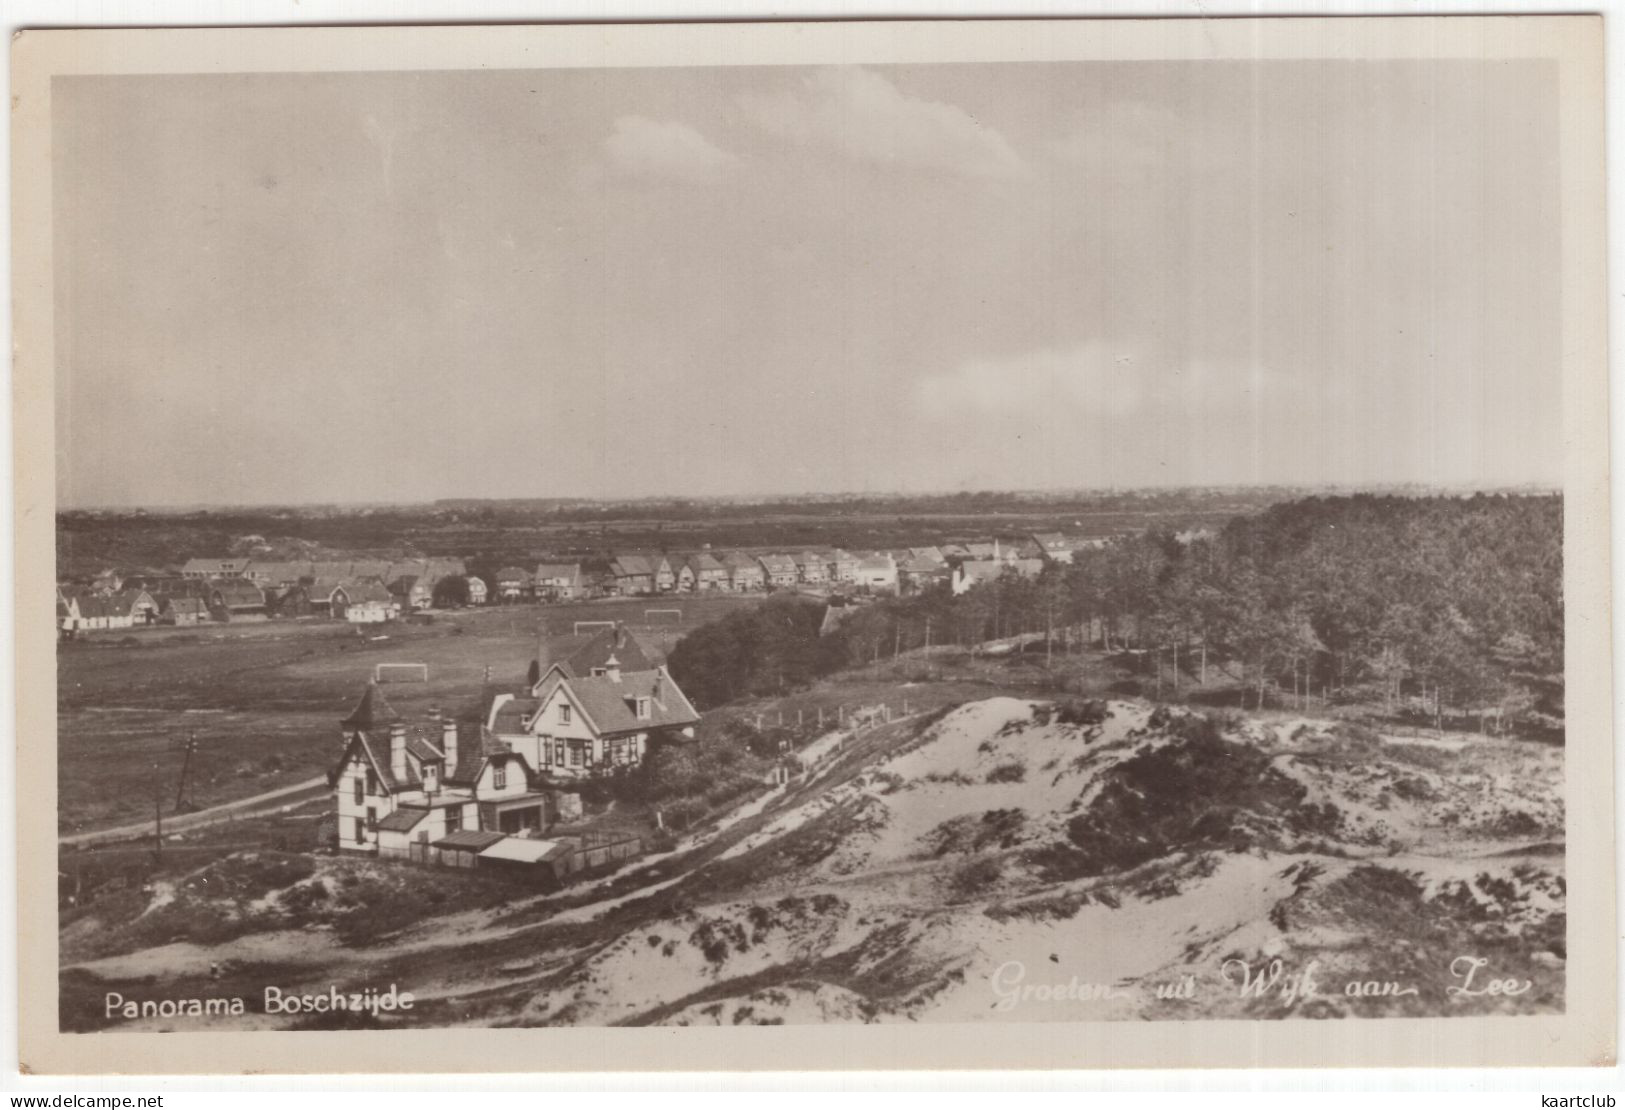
[340,580,394,605]
[491,697,539,734]
[535,626,655,681]
[208,579,266,607]
[341,683,403,729]
[434,830,506,852]
[448,728,520,786]
[376,807,428,833]
[554,667,699,737]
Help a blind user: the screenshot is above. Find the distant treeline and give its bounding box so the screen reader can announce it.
[667,494,1564,729]
[57,486,1296,573]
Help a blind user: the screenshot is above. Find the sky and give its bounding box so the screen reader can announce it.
[53,59,1562,508]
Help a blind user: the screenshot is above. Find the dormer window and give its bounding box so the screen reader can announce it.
[636,697,652,720]
[591,667,606,678]
[423,763,439,792]
[493,764,507,790]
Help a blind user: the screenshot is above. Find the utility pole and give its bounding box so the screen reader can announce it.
[174,732,197,813]
[153,760,164,861]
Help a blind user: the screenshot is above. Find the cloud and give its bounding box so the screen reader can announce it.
[915,342,1297,425]
[744,67,1031,182]
[915,342,1149,423]
[602,115,736,184]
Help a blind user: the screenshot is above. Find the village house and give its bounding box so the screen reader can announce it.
[333,580,397,623]
[182,557,249,580]
[163,596,209,626]
[647,554,677,593]
[670,556,697,593]
[757,553,799,589]
[826,549,860,585]
[794,552,828,585]
[207,578,268,620]
[56,590,82,637]
[466,576,488,606]
[488,652,699,780]
[952,558,1045,596]
[608,555,655,596]
[856,552,899,593]
[388,574,433,611]
[908,546,947,566]
[533,563,583,602]
[688,551,730,591]
[330,684,554,856]
[722,551,765,592]
[898,556,951,595]
[101,588,159,627]
[243,561,311,590]
[1029,533,1079,563]
[494,567,533,603]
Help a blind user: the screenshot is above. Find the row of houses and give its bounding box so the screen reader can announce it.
[64,532,1113,634]
[332,625,700,872]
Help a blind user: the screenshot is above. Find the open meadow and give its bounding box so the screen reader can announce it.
[57,594,761,834]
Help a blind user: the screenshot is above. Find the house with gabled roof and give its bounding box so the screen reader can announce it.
[494,567,533,603]
[207,579,267,620]
[162,596,209,626]
[689,551,730,591]
[722,551,765,592]
[794,552,828,585]
[534,563,583,601]
[899,557,951,595]
[1030,533,1078,563]
[489,653,700,780]
[757,553,799,589]
[57,590,82,637]
[670,556,697,593]
[333,579,396,622]
[183,557,248,580]
[952,558,1045,596]
[647,554,677,593]
[856,552,899,593]
[529,624,657,686]
[330,683,555,856]
[609,555,655,596]
[826,549,860,585]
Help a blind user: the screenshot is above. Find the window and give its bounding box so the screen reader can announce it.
[591,667,605,678]
[353,817,365,843]
[569,743,583,767]
[493,764,507,790]
[353,778,364,805]
[423,764,438,791]
[445,806,463,833]
[366,770,379,796]
[636,697,651,720]
[559,703,572,724]
[366,807,377,831]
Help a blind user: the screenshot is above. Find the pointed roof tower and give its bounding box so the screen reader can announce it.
[341,681,403,730]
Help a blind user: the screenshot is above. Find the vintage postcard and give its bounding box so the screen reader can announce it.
[12,16,1614,1074]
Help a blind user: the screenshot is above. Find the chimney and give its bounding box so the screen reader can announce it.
[390,723,407,782]
[606,653,621,683]
[442,719,459,774]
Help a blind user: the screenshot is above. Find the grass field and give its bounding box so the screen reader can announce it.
[57,595,762,834]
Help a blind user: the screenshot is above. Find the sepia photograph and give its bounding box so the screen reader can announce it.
[12,15,1614,1074]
